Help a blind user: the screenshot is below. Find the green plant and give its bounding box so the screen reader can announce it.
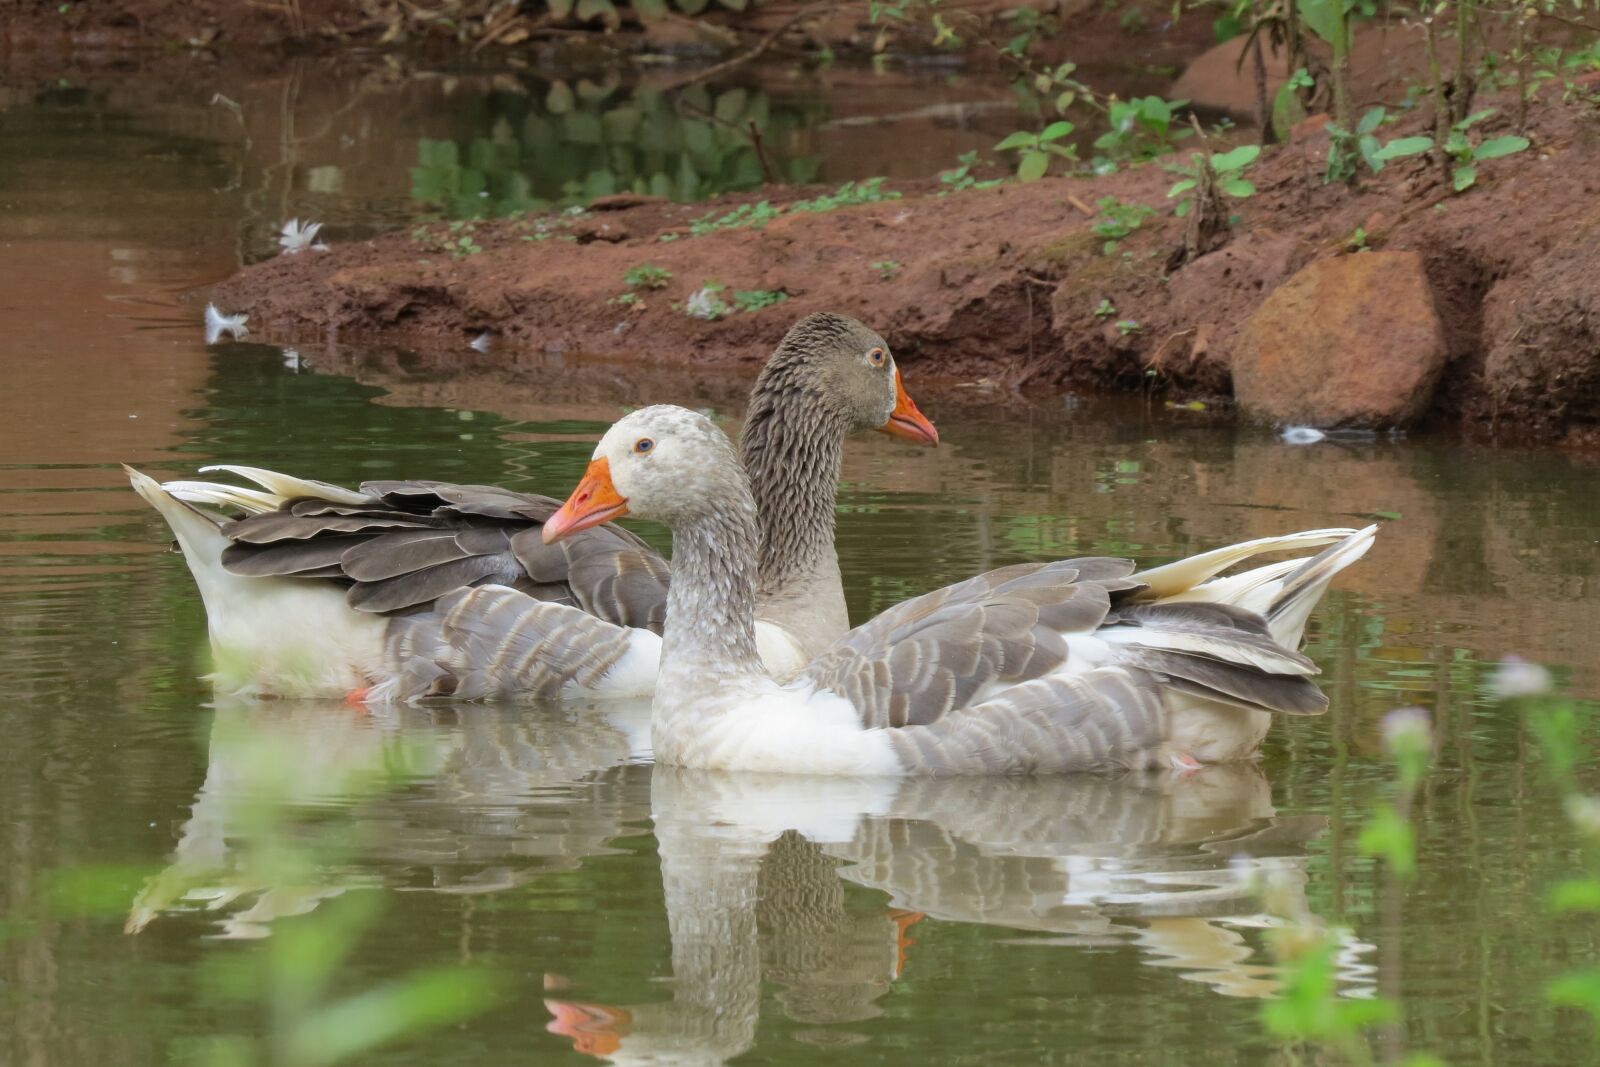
[688,179,900,236]
[1091,97,1190,168]
[733,288,789,313]
[995,121,1077,182]
[1324,106,1392,184]
[871,260,903,280]
[1498,658,1600,1031]
[1346,226,1369,252]
[1166,144,1259,217]
[1115,319,1141,335]
[1091,196,1156,254]
[1373,107,1530,191]
[1093,297,1117,317]
[623,263,672,290]
[609,292,643,309]
[938,151,1003,195]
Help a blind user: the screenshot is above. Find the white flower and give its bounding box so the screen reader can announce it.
[1566,796,1600,839]
[1490,654,1552,699]
[1380,706,1432,758]
[685,286,728,321]
[1281,426,1326,445]
[278,218,329,255]
[204,303,249,344]
[469,332,492,353]
[282,348,303,371]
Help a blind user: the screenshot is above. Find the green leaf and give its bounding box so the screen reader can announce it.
[1221,177,1255,198]
[1298,0,1341,45]
[285,968,500,1067]
[994,130,1037,152]
[633,0,667,19]
[545,81,574,115]
[547,0,574,16]
[1271,82,1308,143]
[1550,879,1600,913]
[1174,200,1191,217]
[1357,804,1417,878]
[675,0,708,13]
[1474,134,1530,160]
[1039,120,1075,143]
[1455,107,1497,129]
[1017,150,1050,182]
[1374,136,1433,160]
[574,0,616,24]
[1358,134,1383,173]
[1166,178,1196,198]
[1453,163,1477,191]
[1210,144,1260,172]
[1357,106,1386,134]
[1548,967,1600,1021]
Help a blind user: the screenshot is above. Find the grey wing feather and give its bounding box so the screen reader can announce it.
[378,585,645,701]
[884,667,1172,775]
[215,476,671,630]
[802,558,1138,730]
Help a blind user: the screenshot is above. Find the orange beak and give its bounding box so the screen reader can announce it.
[877,368,939,446]
[543,457,628,544]
[545,1000,631,1057]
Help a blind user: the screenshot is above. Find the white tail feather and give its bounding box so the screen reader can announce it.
[125,465,386,697]
[1132,528,1358,600]
[198,464,373,507]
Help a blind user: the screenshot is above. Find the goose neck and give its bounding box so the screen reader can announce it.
[659,497,767,686]
[739,400,850,599]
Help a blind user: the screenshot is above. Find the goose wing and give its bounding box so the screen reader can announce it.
[210,472,669,632]
[798,557,1140,730]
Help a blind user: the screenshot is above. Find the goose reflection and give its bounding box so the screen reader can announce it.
[127,697,653,937]
[545,765,1375,1063]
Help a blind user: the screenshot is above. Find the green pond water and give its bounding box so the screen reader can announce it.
[2,56,1600,1067]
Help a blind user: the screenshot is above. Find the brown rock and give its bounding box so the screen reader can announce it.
[587,193,668,212]
[1231,252,1447,427]
[1172,37,1289,118]
[570,216,630,243]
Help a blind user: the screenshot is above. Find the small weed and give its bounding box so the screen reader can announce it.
[1115,319,1141,335]
[1093,298,1117,318]
[939,151,1003,195]
[1091,196,1156,254]
[623,264,672,290]
[733,288,789,313]
[609,292,643,310]
[1166,144,1259,217]
[995,122,1077,182]
[1372,107,1531,192]
[1346,227,1369,252]
[1091,97,1190,170]
[871,260,903,280]
[688,179,900,237]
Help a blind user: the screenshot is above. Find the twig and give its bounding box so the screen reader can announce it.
[748,121,777,184]
[1065,193,1096,216]
[660,2,835,92]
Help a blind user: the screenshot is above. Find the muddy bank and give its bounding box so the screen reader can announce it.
[211,87,1600,444]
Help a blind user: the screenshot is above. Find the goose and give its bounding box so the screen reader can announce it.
[126,313,937,701]
[542,405,1377,775]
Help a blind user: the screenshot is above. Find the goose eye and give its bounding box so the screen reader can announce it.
[634,437,655,454]
[867,347,887,367]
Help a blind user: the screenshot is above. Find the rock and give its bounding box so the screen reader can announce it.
[1480,214,1600,433]
[587,193,668,212]
[1172,37,1289,118]
[1231,252,1447,427]
[571,216,630,243]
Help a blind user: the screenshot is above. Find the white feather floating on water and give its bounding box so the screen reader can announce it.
[469,332,492,353]
[1280,426,1327,445]
[204,303,249,344]
[278,218,329,255]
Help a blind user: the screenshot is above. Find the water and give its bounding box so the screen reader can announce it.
[3,54,1600,1067]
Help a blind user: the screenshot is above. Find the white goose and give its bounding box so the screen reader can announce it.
[542,405,1377,775]
[126,314,937,701]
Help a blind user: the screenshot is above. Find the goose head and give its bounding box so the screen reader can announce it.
[751,313,937,447]
[544,406,738,542]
